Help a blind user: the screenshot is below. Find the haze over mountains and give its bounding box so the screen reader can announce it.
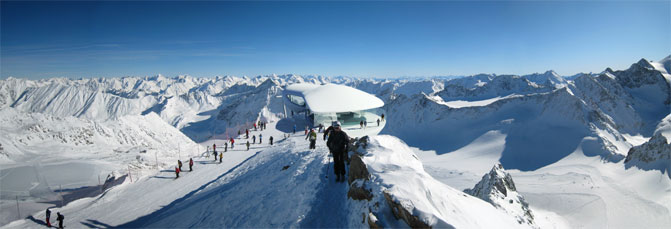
[1,56,670,228]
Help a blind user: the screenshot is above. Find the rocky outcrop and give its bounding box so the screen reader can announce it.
[367,211,382,229]
[348,153,370,184]
[625,133,671,177]
[348,180,373,201]
[465,164,537,228]
[384,192,431,228]
[347,136,433,228]
[348,153,373,201]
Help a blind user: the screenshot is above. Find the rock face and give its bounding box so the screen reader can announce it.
[347,153,373,201]
[348,153,370,184]
[384,192,432,229]
[465,164,538,228]
[625,133,671,176]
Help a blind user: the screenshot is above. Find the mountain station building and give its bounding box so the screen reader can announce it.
[283,83,385,136]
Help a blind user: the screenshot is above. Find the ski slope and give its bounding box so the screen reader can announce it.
[4,121,531,228]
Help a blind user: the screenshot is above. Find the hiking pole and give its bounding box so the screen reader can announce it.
[325,153,331,179]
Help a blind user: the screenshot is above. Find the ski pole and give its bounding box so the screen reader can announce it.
[325,153,331,179]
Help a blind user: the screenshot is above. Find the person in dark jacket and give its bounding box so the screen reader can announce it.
[270,136,274,145]
[178,160,183,170]
[46,208,51,227]
[323,124,335,141]
[189,158,193,171]
[56,212,64,229]
[326,121,349,182]
[213,150,218,161]
[224,142,228,152]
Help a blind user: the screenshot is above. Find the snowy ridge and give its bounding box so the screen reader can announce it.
[351,135,529,228]
[2,55,671,228]
[465,164,537,228]
[625,114,671,177]
[625,133,671,177]
[0,108,199,165]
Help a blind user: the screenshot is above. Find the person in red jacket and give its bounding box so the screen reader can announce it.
[189,158,193,171]
[175,166,180,178]
[45,208,51,227]
[230,138,235,149]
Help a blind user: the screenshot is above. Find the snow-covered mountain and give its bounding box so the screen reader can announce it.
[2,55,671,228]
[625,113,671,177]
[465,164,537,228]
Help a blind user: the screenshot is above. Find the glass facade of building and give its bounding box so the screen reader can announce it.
[287,94,306,107]
[310,108,384,127]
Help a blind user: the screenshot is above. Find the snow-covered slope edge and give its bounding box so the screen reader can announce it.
[347,135,530,228]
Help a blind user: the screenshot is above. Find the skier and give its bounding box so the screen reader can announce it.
[259,134,263,144]
[318,123,323,133]
[213,143,216,153]
[305,126,309,135]
[178,160,183,171]
[175,166,180,178]
[219,152,223,163]
[224,142,228,152]
[306,129,317,149]
[45,208,51,227]
[270,136,274,145]
[230,138,235,149]
[189,158,193,171]
[377,118,380,126]
[254,123,257,131]
[246,129,249,138]
[360,120,364,129]
[327,121,349,182]
[252,135,256,144]
[246,141,250,151]
[213,150,218,161]
[364,120,367,129]
[381,113,385,121]
[56,212,64,229]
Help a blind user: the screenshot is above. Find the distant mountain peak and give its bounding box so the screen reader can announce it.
[465,163,538,228]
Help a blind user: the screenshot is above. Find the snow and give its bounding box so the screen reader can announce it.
[2,55,671,228]
[361,135,528,228]
[432,95,521,108]
[413,136,671,229]
[655,113,671,143]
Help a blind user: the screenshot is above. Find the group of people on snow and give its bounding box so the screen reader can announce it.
[45,208,64,228]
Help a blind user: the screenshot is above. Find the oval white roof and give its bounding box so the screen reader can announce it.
[286,83,384,113]
[285,83,321,93]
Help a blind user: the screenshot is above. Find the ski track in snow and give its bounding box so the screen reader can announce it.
[3,122,357,228]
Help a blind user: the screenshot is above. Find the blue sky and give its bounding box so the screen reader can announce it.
[1,1,669,79]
